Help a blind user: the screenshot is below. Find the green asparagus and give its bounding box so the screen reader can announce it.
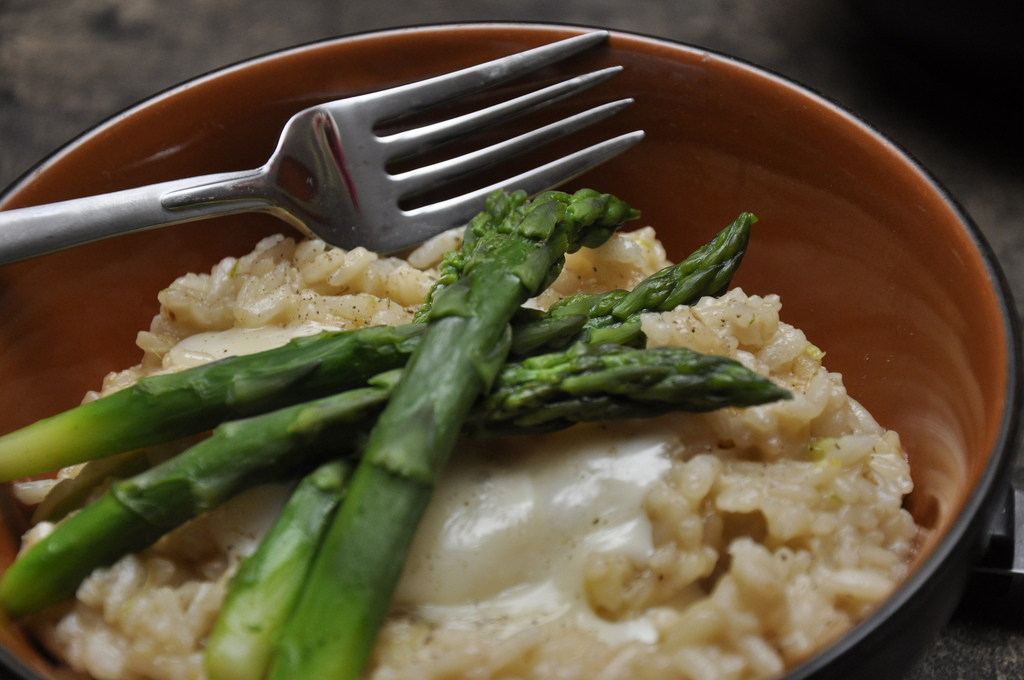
[0,323,424,482]
[0,341,788,620]
[32,449,152,524]
[204,460,352,680]
[265,188,636,680]
[470,341,791,436]
[510,211,755,353]
[0,378,392,619]
[0,212,752,483]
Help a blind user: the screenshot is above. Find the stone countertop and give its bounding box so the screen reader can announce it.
[2,1,1024,678]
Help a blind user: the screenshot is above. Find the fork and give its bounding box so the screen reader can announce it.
[0,31,643,266]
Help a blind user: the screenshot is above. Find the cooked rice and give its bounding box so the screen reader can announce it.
[17,225,918,680]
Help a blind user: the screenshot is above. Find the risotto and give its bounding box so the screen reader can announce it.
[14,225,918,680]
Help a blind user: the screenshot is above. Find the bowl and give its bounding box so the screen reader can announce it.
[0,22,1019,680]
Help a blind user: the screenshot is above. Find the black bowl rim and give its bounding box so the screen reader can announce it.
[1,20,1021,680]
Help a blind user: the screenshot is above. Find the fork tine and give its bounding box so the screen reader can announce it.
[392,99,635,197]
[381,66,623,159]
[359,31,610,121]
[405,130,645,227]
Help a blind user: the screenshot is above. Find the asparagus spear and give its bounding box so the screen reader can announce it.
[0,323,424,482]
[0,378,394,619]
[471,341,790,436]
[510,211,755,353]
[204,460,352,680]
[0,213,752,483]
[32,449,153,524]
[0,341,788,620]
[266,188,636,680]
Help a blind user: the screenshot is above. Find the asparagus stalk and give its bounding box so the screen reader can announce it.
[0,323,424,482]
[32,449,153,524]
[471,341,790,436]
[0,213,752,483]
[0,341,788,620]
[204,460,352,680]
[510,211,755,353]
[266,188,636,680]
[0,378,394,619]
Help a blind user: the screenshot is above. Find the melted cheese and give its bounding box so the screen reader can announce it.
[163,321,340,370]
[396,421,677,644]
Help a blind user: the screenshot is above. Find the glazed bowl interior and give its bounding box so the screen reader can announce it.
[0,23,1017,680]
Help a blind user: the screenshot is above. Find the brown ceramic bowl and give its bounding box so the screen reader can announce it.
[0,22,1019,680]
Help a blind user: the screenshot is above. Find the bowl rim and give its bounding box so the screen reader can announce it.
[1,20,1021,680]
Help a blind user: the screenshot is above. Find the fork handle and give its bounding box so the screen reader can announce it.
[0,169,274,266]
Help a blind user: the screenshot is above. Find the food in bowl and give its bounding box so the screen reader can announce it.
[0,190,920,680]
[0,21,1016,680]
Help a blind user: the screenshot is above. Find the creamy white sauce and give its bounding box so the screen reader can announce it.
[395,420,677,644]
[207,483,295,561]
[163,321,340,370]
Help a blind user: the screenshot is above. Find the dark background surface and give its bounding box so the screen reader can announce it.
[2,1,1024,678]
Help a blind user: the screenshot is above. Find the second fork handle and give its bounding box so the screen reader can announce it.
[0,168,278,267]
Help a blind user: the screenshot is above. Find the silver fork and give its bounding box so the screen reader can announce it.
[0,31,643,266]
